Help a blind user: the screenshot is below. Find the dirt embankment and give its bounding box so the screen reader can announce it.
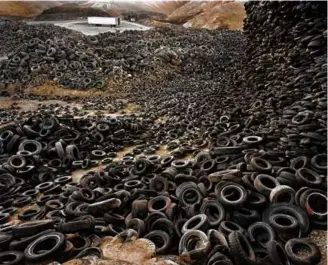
[0,1,60,18]
[166,1,246,30]
[109,1,245,30]
[0,2,118,21]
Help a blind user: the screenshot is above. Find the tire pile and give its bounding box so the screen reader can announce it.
[122,11,166,21]
[0,1,326,265]
[0,21,244,90]
[0,20,79,57]
[243,1,326,103]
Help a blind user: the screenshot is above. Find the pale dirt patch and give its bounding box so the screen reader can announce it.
[309,230,327,265]
[31,83,104,98]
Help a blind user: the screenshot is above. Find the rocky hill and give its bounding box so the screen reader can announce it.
[0,1,245,30]
[98,1,246,30]
[0,1,60,18]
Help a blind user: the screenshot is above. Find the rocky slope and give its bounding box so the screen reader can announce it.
[168,1,246,30]
[101,1,246,30]
[0,1,60,18]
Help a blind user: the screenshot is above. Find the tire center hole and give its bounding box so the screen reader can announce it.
[261,177,276,188]
[274,216,292,226]
[292,243,312,257]
[277,193,292,202]
[223,187,241,201]
[301,170,316,182]
[308,193,327,213]
[153,200,166,210]
[34,238,57,254]
[0,253,16,262]
[187,218,201,229]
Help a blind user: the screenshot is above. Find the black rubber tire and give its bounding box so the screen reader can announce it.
[145,212,167,232]
[262,203,309,236]
[254,174,280,196]
[231,208,260,228]
[144,230,171,255]
[290,156,310,170]
[0,213,9,225]
[228,231,256,265]
[311,154,327,173]
[55,141,65,159]
[8,155,26,169]
[24,232,66,262]
[88,198,121,215]
[266,240,290,265]
[64,201,80,217]
[269,185,295,204]
[149,176,169,193]
[295,168,322,187]
[177,182,203,206]
[0,251,24,265]
[71,188,95,202]
[216,182,248,208]
[200,159,217,173]
[56,216,95,234]
[12,196,32,207]
[181,214,209,234]
[250,157,272,173]
[104,213,125,226]
[74,247,103,259]
[178,229,210,259]
[246,192,267,210]
[68,235,91,253]
[151,218,175,237]
[199,200,225,227]
[284,238,321,265]
[12,220,54,238]
[133,159,152,175]
[268,213,299,235]
[148,196,171,213]
[208,252,234,265]
[6,135,20,153]
[54,176,72,186]
[10,229,54,251]
[207,229,229,253]
[22,189,39,199]
[126,218,146,237]
[45,200,64,211]
[0,206,17,216]
[0,173,16,192]
[219,221,245,237]
[0,232,13,251]
[248,222,275,249]
[18,208,43,221]
[88,234,101,247]
[18,140,42,156]
[65,145,80,160]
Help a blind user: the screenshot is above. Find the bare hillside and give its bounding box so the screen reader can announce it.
[0,1,60,18]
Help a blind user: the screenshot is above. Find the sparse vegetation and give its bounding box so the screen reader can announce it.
[31,83,104,98]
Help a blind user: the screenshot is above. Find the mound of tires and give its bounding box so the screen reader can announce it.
[0,20,244,90]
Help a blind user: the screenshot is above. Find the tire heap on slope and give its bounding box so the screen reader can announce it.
[0,22,244,90]
[0,20,79,57]
[121,11,166,21]
[0,1,326,265]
